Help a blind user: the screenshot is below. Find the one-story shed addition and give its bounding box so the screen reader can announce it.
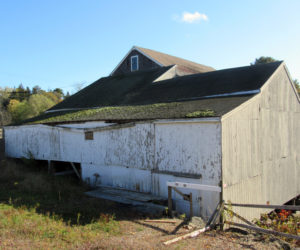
[5,47,300,220]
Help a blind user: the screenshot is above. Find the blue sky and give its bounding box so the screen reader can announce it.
[0,0,299,93]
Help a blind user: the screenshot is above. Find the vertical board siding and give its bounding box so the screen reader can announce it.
[222,67,300,220]
[155,122,221,181]
[4,120,222,218]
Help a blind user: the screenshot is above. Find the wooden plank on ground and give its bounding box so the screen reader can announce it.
[163,226,210,245]
[144,220,177,224]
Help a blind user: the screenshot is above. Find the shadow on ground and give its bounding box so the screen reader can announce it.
[0,155,166,226]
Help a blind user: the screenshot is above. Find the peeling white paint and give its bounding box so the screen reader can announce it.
[58,121,114,129]
[4,119,222,218]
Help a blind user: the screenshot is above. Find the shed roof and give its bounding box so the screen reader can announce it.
[25,61,282,125]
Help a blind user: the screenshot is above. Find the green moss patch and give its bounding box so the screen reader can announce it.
[185,110,215,118]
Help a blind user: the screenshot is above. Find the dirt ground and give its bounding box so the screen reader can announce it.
[81,219,294,250]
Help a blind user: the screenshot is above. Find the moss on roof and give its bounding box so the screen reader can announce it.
[21,61,281,124]
[24,96,253,125]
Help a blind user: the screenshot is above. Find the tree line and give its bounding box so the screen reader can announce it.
[0,84,70,125]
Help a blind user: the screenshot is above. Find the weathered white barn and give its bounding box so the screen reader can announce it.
[4,47,300,220]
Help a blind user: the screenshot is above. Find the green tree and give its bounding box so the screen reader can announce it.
[252,56,299,95]
[7,99,30,123]
[32,85,42,95]
[294,79,300,95]
[52,88,64,100]
[0,95,12,125]
[65,91,70,99]
[251,56,278,65]
[27,94,56,118]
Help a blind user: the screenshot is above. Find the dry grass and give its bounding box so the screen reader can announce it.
[0,158,123,248]
[0,158,297,249]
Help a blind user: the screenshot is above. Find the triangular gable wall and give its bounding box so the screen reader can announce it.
[110,46,163,76]
[221,63,300,220]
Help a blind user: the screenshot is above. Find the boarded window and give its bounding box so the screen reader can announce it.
[85,131,94,140]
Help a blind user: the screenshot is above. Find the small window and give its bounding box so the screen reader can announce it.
[131,55,139,71]
[85,131,94,140]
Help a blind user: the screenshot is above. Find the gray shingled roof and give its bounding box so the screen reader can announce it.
[23,61,282,125]
[50,61,281,110]
[136,46,215,74]
[25,97,252,125]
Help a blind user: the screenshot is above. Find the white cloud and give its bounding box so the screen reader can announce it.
[181,11,208,23]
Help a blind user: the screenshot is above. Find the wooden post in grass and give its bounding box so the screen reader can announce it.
[47,160,52,174]
[189,192,193,218]
[168,186,173,217]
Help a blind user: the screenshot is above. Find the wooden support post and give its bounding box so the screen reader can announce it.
[219,180,224,231]
[47,160,52,174]
[166,181,221,219]
[224,207,255,226]
[172,187,186,198]
[168,186,173,217]
[70,162,81,179]
[189,192,193,218]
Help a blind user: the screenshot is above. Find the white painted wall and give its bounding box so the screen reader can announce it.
[222,65,300,220]
[5,119,222,218]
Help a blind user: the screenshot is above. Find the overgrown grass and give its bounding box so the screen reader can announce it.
[0,158,123,248]
[253,210,300,244]
[0,203,118,248]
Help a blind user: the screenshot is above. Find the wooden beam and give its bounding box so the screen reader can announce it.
[70,162,81,179]
[47,160,52,174]
[206,202,221,227]
[168,186,173,217]
[144,220,177,224]
[225,203,300,211]
[225,221,300,241]
[167,182,221,192]
[169,187,193,218]
[223,207,255,226]
[189,192,193,218]
[172,187,189,200]
[163,202,225,246]
[163,226,210,245]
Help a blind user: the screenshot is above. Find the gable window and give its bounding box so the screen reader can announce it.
[131,55,139,72]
